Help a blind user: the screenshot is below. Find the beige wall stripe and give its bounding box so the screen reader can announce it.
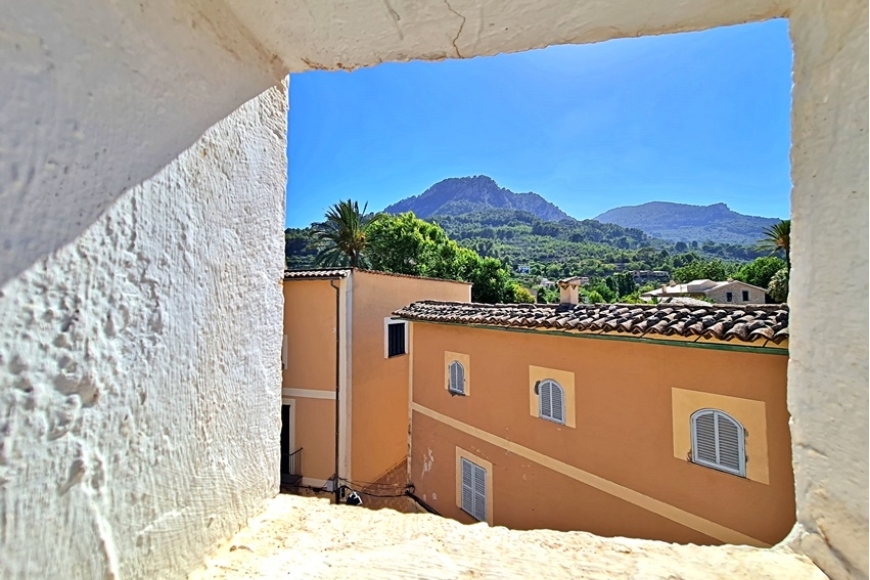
[411,402,769,547]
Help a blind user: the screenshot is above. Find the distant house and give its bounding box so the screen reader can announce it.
[517,265,531,274]
[395,281,792,546]
[629,270,670,284]
[641,279,768,304]
[280,268,471,499]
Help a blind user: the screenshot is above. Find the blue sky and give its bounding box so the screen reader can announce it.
[286,19,792,228]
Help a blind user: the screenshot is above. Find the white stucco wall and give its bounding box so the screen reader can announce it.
[0,84,287,579]
[0,0,867,579]
[787,1,869,578]
[0,0,282,285]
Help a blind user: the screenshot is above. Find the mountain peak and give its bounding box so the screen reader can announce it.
[384,176,573,222]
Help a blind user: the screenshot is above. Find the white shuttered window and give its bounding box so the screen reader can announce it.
[538,379,565,424]
[460,458,487,522]
[448,360,466,395]
[690,409,746,477]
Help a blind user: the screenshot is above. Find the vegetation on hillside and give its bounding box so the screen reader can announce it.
[594,201,782,245]
[288,206,791,305]
[293,203,527,304]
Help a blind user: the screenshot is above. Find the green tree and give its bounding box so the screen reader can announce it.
[673,259,729,283]
[733,256,787,288]
[514,286,536,304]
[467,257,516,304]
[368,212,448,276]
[312,200,384,268]
[583,289,606,304]
[612,272,637,298]
[768,267,789,302]
[758,219,791,265]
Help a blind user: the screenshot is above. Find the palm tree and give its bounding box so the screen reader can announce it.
[312,200,384,268]
[758,219,791,266]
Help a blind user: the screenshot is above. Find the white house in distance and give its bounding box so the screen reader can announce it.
[641,279,768,305]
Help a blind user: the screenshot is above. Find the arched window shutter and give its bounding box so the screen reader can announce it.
[538,379,565,425]
[691,409,746,477]
[694,412,717,464]
[551,384,564,423]
[540,381,552,417]
[716,413,742,472]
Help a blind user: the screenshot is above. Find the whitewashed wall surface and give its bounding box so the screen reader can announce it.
[0,0,866,578]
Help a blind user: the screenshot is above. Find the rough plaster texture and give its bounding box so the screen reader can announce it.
[787,1,869,578]
[0,0,283,285]
[0,0,867,578]
[191,494,827,580]
[0,84,287,578]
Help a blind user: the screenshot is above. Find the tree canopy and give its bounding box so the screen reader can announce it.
[311,200,384,268]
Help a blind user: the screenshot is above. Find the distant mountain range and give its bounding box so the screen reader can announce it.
[383,176,572,222]
[594,202,782,245]
[385,176,780,246]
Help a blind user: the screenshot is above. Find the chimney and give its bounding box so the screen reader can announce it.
[558,277,581,305]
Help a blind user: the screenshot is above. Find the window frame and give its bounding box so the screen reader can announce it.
[537,378,566,425]
[741,290,750,302]
[448,359,466,396]
[383,318,409,359]
[281,334,288,371]
[725,291,734,302]
[690,408,747,477]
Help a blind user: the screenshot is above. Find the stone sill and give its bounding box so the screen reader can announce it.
[190,494,827,579]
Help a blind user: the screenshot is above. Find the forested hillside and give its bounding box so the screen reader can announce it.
[595,201,782,245]
[288,208,766,278]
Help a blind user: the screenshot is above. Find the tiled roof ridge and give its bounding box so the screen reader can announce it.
[394,301,789,346]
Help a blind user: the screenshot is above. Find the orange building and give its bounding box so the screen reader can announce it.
[396,291,794,547]
[280,268,471,498]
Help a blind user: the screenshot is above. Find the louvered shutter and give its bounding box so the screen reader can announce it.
[693,412,717,464]
[716,413,742,472]
[456,363,465,394]
[449,361,465,394]
[691,409,745,477]
[460,458,474,515]
[551,383,564,423]
[539,380,565,424]
[540,381,552,419]
[472,464,487,522]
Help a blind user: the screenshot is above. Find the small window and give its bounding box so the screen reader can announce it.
[281,334,288,370]
[460,457,487,522]
[448,360,466,395]
[726,292,733,302]
[691,409,746,477]
[742,290,750,302]
[384,319,408,358]
[537,379,565,424]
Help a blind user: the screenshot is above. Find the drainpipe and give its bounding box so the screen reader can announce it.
[329,278,341,504]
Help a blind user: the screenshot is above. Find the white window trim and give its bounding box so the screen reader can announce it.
[448,360,466,395]
[690,408,746,477]
[383,317,409,359]
[538,379,566,425]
